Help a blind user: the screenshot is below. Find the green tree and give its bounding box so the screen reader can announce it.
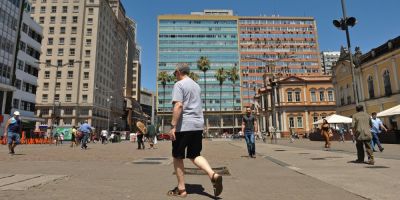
[227,66,240,133]
[197,56,211,136]
[157,71,170,132]
[215,67,227,134]
[188,71,200,82]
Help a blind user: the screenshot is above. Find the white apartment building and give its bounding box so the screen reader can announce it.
[11,2,43,127]
[30,0,138,132]
[321,51,340,74]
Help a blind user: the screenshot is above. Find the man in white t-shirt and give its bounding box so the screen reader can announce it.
[167,63,222,198]
[101,130,108,144]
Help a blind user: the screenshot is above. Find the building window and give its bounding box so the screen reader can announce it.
[60,27,66,34]
[83,83,88,90]
[62,6,68,13]
[73,6,79,12]
[44,71,50,78]
[367,76,375,98]
[86,39,91,46]
[87,18,93,24]
[86,28,92,35]
[58,48,64,56]
[311,90,316,102]
[328,90,334,101]
[88,8,94,15]
[54,94,60,102]
[46,49,52,56]
[295,91,301,102]
[51,6,57,13]
[48,38,53,45]
[55,82,60,90]
[49,27,54,34]
[319,90,325,101]
[72,16,78,23]
[57,71,62,78]
[84,72,89,79]
[50,16,55,24]
[66,94,72,102]
[297,117,303,128]
[39,17,45,24]
[43,82,49,90]
[82,95,88,103]
[67,82,72,90]
[40,6,46,13]
[383,70,392,96]
[289,117,294,128]
[70,37,76,45]
[71,27,77,34]
[57,60,63,66]
[42,94,48,102]
[69,48,75,56]
[13,99,19,108]
[85,50,90,57]
[84,61,90,68]
[64,108,73,115]
[287,91,292,102]
[68,71,73,78]
[17,60,24,70]
[347,96,351,104]
[15,79,22,89]
[61,16,67,24]
[313,116,318,123]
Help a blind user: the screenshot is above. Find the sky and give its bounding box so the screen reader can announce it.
[121,0,400,92]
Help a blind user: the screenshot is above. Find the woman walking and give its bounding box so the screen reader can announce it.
[321,119,331,149]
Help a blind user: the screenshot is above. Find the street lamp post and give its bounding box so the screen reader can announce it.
[36,60,81,144]
[333,0,359,105]
[107,96,113,132]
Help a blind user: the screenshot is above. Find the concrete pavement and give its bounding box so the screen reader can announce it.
[0,140,398,199]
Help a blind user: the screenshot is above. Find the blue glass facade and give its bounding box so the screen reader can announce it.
[158,19,241,115]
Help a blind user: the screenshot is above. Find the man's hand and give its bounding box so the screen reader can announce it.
[169,127,176,141]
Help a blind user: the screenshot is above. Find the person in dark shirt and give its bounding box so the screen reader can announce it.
[241,107,258,158]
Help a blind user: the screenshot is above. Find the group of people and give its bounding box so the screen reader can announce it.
[320,106,388,165]
[135,121,157,150]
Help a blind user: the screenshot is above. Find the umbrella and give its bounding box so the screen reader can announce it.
[313,114,352,124]
[377,104,400,117]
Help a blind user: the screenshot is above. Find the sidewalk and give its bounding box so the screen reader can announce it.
[0,140,397,199]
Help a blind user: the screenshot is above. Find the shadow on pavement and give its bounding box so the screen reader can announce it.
[185,183,221,199]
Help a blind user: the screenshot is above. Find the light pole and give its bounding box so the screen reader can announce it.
[107,96,113,132]
[36,60,81,143]
[333,0,359,105]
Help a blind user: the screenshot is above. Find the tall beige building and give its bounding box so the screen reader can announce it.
[30,0,139,132]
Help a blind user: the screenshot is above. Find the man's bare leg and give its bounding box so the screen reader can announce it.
[190,156,219,180]
[173,157,187,195]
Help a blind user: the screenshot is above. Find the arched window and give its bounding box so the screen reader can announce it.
[383,70,392,96]
[340,86,344,105]
[310,89,316,102]
[327,89,334,101]
[287,89,293,102]
[367,76,374,98]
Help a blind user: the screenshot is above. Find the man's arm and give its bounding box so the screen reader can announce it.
[169,101,183,141]
[241,118,245,133]
[379,120,388,132]
[3,119,10,137]
[254,118,258,133]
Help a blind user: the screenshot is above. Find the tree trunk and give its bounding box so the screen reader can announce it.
[232,83,235,134]
[220,84,222,135]
[203,71,208,137]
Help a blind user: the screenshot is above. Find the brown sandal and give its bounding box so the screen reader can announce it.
[211,173,223,197]
[167,187,187,198]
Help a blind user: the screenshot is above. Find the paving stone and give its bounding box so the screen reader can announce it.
[0,175,67,191]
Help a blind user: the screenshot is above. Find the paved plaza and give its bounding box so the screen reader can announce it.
[1,139,399,200]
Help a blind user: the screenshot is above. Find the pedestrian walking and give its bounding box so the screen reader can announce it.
[146,122,157,149]
[4,111,22,154]
[289,127,295,143]
[101,129,108,144]
[70,126,77,147]
[352,105,374,165]
[349,129,355,143]
[370,112,387,152]
[136,121,146,149]
[167,64,223,198]
[78,120,92,150]
[320,119,331,149]
[339,127,345,142]
[241,107,258,158]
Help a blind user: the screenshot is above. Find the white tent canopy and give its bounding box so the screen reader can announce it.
[313,114,352,125]
[377,104,400,117]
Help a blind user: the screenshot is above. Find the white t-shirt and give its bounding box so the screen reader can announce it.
[101,130,108,137]
[172,77,204,132]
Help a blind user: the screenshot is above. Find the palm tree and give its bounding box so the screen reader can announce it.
[215,67,227,134]
[157,71,170,132]
[188,71,200,82]
[227,66,240,134]
[197,56,210,134]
